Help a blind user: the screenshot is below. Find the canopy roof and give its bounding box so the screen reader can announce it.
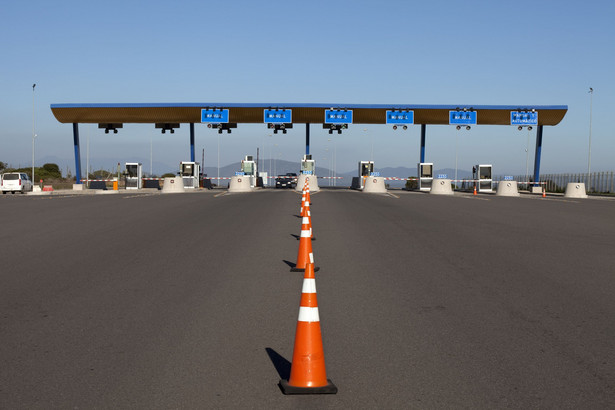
[50,103,568,126]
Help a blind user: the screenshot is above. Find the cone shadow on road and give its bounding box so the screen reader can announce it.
[265,347,291,380]
[283,260,296,269]
[290,234,300,240]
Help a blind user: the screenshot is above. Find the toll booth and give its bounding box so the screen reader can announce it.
[301,154,315,175]
[179,161,200,189]
[358,161,374,189]
[241,155,257,187]
[125,162,142,189]
[418,163,433,191]
[473,164,493,192]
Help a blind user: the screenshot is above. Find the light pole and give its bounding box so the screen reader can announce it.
[150,135,153,176]
[217,132,220,186]
[455,132,458,189]
[525,128,530,189]
[588,87,594,191]
[32,84,36,183]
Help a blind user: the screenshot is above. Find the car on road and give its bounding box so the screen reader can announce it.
[1,172,33,194]
[275,173,298,189]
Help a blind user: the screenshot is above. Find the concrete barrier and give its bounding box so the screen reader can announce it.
[295,174,320,192]
[161,177,185,193]
[72,184,84,191]
[228,176,252,193]
[429,179,454,195]
[496,181,520,197]
[564,182,588,198]
[362,177,387,193]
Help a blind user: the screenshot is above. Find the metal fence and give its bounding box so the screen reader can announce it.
[495,172,615,193]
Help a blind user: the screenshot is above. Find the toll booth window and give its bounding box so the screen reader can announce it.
[361,165,370,176]
[127,166,137,177]
[422,165,432,177]
[243,163,254,175]
[182,165,193,176]
[480,167,491,179]
[303,162,314,172]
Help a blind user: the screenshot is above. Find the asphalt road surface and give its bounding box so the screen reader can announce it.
[1,189,614,409]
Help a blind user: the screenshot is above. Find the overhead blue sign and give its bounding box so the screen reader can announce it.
[510,111,538,126]
[264,109,292,124]
[324,109,353,124]
[201,109,229,123]
[386,110,414,124]
[448,111,477,125]
[449,111,477,125]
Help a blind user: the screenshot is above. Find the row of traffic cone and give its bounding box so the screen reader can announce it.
[280,178,337,395]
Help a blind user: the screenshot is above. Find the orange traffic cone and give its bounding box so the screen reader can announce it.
[542,185,546,198]
[473,184,477,195]
[291,214,319,272]
[300,191,307,214]
[280,263,337,394]
[302,199,314,240]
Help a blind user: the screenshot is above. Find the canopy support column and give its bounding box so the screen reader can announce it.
[73,123,82,184]
[532,125,544,186]
[190,123,195,162]
[305,123,310,155]
[420,124,426,163]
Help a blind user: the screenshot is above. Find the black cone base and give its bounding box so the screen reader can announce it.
[279,379,337,395]
[290,266,320,272]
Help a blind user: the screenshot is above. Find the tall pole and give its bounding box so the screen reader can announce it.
[217,133,220,186]
[588,87,594,191]
[525,128,530,188]
[32,84,36,183]
[150,135,153,176]
[454,132,458,182]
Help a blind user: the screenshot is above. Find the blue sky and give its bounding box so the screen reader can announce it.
[1,0,613,176]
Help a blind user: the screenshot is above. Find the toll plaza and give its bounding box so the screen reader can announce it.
[50,103,567,190]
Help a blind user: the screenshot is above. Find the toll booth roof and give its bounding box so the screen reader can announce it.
[50,103,568,126]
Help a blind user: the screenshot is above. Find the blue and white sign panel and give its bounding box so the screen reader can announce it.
[510,111,538,126]
[386,110,414,125]
[235,171,245,176]
[437,174,448,179]
[264,109,292,124]
[449,111,477,125]
[324,110,353,124]
[503,175,514,181]
[370,172,380,177]
[303,170,313,175]
[201,109,229,123]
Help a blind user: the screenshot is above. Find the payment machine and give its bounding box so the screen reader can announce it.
[473,164,493,192]
[241,155,257,187]
[358,161,375,189]
[125,162,142,189]
[179,161,200,189]
[418,163,434,191]
[301,154,315,175]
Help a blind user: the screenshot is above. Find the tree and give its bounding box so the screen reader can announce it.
[0,161,6,171]
[42,163,61,177]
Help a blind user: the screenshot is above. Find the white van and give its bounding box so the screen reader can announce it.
[1,172,33,194]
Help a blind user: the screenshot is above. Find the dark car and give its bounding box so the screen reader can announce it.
[275,173,298,189]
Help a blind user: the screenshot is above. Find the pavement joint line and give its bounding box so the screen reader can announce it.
[386,193,399,198]
[214,191,229,198]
